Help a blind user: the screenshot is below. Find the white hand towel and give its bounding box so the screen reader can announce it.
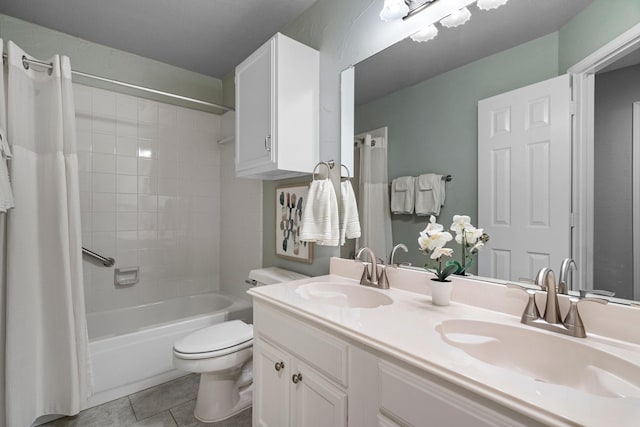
[299,178,339,246]
[415,174,444,216]
[339,180,360,245]
[390,176,415,214]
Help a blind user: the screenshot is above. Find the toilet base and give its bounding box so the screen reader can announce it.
[193,370,253,423]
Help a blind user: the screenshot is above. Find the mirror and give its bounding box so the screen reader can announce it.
[340,0,640,303]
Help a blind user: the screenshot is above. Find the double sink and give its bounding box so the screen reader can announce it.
[294,280,640,399]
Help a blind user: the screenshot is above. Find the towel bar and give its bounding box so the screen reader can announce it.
[82,247,115,267]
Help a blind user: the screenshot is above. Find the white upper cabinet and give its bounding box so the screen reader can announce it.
[235,33,319,179]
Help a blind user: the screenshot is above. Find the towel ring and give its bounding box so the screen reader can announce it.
[340,164,351,179]
[312,161,334,180]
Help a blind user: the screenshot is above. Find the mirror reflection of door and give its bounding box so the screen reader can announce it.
[477,75,571,283]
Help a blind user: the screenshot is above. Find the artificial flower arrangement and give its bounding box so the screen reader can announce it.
[418,215,490,281]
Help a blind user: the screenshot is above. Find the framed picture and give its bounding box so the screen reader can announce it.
[275,183,313,263]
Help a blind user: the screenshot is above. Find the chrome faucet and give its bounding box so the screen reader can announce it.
[509,267,608,338]
[356,247,389,289]
[558,258,577,294]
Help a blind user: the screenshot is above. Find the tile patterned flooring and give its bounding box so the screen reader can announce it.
[42,374,252,427]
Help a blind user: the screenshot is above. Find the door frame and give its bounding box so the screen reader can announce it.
[569,22,640,291]
[634,102,640,299]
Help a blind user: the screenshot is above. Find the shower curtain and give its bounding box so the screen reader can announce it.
[2,41,88,426]
[357,134,393,262]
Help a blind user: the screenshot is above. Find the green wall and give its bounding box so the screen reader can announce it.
[0,14,224,113]
[355,33,560,268]
[558,0,640,72]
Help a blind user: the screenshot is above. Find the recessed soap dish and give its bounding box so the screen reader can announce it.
[114,267,139,286]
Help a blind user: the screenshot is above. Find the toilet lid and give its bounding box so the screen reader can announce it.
[174,320,253,354]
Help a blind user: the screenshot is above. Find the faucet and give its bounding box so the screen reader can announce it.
[509,267,608,338]
[355,247,389,289]
[558,258,577,294]
[389,243,409,266]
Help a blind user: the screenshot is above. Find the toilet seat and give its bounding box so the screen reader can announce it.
[173,320,254,360]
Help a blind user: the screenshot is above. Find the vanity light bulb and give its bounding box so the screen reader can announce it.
[440,7,472,28]
[379,0,410,22]
[477,0,509,11]
[411,24,438,43]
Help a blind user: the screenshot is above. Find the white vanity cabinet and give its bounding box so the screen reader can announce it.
[253,300,543,427]
[253,303,348,427]
[235,32,319,180]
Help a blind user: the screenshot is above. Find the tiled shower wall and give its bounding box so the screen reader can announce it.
[74,84,224,313]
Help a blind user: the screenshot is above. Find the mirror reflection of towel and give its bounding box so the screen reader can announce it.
[415,174,445,216]
[390,176,415,214]
[339,180,360,245]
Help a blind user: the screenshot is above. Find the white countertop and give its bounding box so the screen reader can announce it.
[248,264,640,427]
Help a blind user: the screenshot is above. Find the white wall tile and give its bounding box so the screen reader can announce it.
[93,193,116,212]
[92,213,116,232]
[73,84,92,113]
[92,173,115,193]
[138,100,158,124]
[117,194,138,212]
[93,117,116,135]
[117,156,138,175]
[116,136,138,157]
[117,121,137,137]
[92,89,117,118]
[139,194,158,211]
[116,94,138,121]
[92,153,116,174]
[117,212,138,231]
[137,158,156,176]
[92,133,116,154]
[117,175,138,194]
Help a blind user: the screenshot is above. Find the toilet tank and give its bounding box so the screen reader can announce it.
[246,267,308,287]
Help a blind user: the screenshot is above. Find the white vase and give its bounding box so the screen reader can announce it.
[430,279,452,306]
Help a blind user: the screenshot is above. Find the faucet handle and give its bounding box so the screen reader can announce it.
[563,296,608,338]
[507,283,541,323]
[577,289,615,298]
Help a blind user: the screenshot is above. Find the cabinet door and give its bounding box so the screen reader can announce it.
[235,38,274,173]
[254,338,291,427]
[292,361,348,427]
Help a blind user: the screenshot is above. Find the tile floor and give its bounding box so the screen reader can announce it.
[42,374,252,427]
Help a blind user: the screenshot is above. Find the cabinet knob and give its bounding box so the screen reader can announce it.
[274,361,285,372]
[292,373,303,384]
[264,135,272,152]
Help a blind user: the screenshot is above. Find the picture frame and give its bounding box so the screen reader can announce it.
[275,183,313,263]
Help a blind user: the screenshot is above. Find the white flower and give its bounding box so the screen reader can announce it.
[424,215,443,233]
[450,215,471,235]
[456,226,483,245]
[470,242,484,254]
[431,246,453,260]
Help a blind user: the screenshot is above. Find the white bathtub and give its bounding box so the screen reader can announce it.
[86,293,252,408]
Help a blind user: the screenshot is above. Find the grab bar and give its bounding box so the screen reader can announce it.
[82,247,115,267]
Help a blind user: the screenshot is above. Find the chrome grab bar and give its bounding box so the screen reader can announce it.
[82,247,115,267]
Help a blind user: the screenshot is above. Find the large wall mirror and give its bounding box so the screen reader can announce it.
[340,0,640,304]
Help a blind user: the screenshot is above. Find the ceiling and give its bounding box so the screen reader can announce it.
[0,0,317,79]
[355,0,595,106]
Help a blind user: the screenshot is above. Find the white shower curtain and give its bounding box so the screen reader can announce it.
[3,41,88,426]
[357,134,393,262]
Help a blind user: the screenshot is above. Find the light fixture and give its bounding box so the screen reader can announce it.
[379,0,410,22]
[477,0,509,11]
[440,7,471,28]
[410,24,439,43]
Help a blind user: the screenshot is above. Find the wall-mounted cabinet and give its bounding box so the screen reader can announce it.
[235,33,319,180]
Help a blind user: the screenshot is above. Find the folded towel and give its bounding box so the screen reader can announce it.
[339,180,360,245]
[415,174,445,216]
[390,176,415,214]
[299,178,339,246]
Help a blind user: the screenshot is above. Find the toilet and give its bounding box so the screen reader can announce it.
[173,267,308,423]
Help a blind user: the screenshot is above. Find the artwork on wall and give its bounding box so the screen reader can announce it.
[275,183,313,263]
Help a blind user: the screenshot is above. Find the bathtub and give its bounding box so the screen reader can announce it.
[86,292,252,408]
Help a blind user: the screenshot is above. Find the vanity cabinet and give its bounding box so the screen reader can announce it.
[253,303,348,427]
[235,32,319,180]
[253,300,542,427]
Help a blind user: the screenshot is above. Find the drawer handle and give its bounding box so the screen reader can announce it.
[264,135,272,152]
[292,373,303,384]
[274,361,285,372]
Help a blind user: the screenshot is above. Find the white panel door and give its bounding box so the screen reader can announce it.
[478,75,571,282]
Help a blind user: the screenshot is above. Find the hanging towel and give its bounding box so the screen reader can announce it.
[339,179,361,245]
[0,41,15,212]
[415,174,445,216]
[299,178,339,246]
[390,176,415,214]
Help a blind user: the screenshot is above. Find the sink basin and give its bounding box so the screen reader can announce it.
[295,282,393,308]
[436,319,640,398]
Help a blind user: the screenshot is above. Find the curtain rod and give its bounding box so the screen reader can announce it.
[2,53,234,112]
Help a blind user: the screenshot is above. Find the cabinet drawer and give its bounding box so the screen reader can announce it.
[255,302,348,387]
[378,361,528,427]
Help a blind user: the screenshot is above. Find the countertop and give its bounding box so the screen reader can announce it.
[248,267,640,427]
